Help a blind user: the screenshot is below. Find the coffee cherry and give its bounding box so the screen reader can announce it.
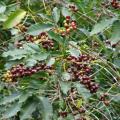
[3,71,13,82]
[71,21,76,26]
[64,23,69,28]
[69,4,78,12]
[79,107,86,113]
[112,43,117,48]
[59,111,68,118]
[66,16,71,21]
[66,28,71,33]
[104,100,110,106]
[76,117,86,120]
[105,40,111,45]
[14,41,23,48]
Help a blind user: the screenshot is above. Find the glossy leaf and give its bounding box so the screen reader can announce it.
[110,21,120,45]
[3,102,22,119]
[90,17,117,36]
[20,99,38,120]
[62,72,71,81]
[74,82,91,100]
[61,7,72,17]
[27,23,54,36]
[52,7,60,23]
[0,93,21,105]
[39,97,53,120]
[60,81,71,94]
[0,2,6,13]
[48,31,64,44]
[47,57,55,66]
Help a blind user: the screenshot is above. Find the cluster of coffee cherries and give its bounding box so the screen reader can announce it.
[3,63,53,82]
[26,32,54,49]
[14,40,23,49]
[102,0,120,9]
[111,0,120,9]
[56,16,77,36]
[3,70,13,82]
[68,4,78,12]
[100,93,110,106]
[59,110,86,120]
[58,87,87,119]
[66,54,99,93]
[76,117,86,120]
[59,111,68,118]
[15,24,27,32]
[105,40,119,48]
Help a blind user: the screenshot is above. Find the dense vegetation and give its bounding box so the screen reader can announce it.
[0,0,120,120]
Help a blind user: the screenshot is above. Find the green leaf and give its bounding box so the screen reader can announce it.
[79,28,90,36]
[61,7,72,17]
[90,17,117,36]
[65,114,74,120]
[110,21,120,45]
[0,93,21,105]
[27,23,54,36]
[32,52,49,61]
[74,82,91,101]
[48,31,64,44]
[3,9,26,29]
[62,72,71,81]
[112,96,120,102]
[38,13,52,20]
[19,92,32,103]
[60,81,71,94]
[47,57,55,66]
[39,97,53,120]
[20,99,38,120]
[2,49,27,60]
[3,102,22,119]
[113,58,120,67]
[25,42,40,52]
[0,2,6,13]
[68,41,81,57]
[25,58,37,67]
[2,43,42,61]
[0,14,7,22]
[68,48,81,58]
[52,7,60,23]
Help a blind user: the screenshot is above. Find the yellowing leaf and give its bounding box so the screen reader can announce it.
[76,99,82,108]
[3,9,26,29]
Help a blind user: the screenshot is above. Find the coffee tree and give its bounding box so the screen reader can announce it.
[0,0,120,120]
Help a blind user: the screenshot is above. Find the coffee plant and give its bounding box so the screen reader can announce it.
[0,0,120,120]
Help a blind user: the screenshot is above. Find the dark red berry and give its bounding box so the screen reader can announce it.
[66,16,71,20]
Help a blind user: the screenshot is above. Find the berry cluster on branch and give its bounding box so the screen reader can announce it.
[68,4,78,12]
[100,93,110,106]
[111,0,120,8]
[102,0,120,9]
[55,16,77,36]
[67,54,99,93]
[3,63,53,82]
[26,32,54,49]
[15,24,28,32]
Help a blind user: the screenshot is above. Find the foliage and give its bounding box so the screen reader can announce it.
[0,0,120,120]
